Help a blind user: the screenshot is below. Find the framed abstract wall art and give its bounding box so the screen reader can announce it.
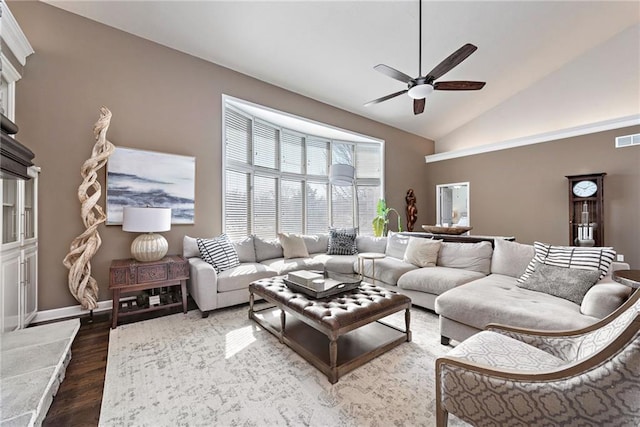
[106,147,195,224]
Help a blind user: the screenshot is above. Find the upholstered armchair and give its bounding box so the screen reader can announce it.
[435,289,640,426]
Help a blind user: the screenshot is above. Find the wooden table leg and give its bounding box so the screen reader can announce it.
[329,337,338,384]
[279,309,286,343]
[180,280,188,314]
[248,291,254,319]
[111,289,120,329]
[405,307,412,342]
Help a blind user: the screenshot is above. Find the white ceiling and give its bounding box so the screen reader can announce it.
[44,1,640,149]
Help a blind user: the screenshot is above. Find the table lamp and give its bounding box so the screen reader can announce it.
[122,206,171,262]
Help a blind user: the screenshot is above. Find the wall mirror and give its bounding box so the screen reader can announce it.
[436,182,469,227]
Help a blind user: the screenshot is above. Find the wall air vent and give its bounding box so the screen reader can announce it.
[615,133,640,148]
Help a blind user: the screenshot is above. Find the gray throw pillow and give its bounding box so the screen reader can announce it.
[517,262,601,305]
[327,230,357,255]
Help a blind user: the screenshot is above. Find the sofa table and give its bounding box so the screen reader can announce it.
[249,277,411,383]
[612,270,640,289]
[109,255,189,329]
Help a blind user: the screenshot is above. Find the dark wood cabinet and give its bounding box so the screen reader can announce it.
[566,173,605,247]
[109,255,189,328]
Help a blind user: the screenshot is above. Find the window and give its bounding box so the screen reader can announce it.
[223,99,383,240]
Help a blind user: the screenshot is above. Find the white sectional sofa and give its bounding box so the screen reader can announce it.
[182,233,631,345]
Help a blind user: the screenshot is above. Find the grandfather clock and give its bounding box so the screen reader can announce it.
[566,173,605,247]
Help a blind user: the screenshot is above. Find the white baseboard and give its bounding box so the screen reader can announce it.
[33,300,113,324]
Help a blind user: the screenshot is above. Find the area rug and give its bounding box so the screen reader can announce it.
[99,304,468,426]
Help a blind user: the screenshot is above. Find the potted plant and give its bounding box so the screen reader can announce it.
[372,199,402,237]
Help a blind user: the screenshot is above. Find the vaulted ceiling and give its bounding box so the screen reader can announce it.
[44,1,640,153]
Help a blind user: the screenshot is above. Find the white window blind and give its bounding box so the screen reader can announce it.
[254,121,279,169]
[281,131,304,174]
[225,170,250,240]
[357,185,381,236]
[253,175,277,238]
[306,139,329,176]
[357,143,381,178]
[306,182,328,235]
[225,109,251,164]
[280,179,304,233]
[331,185,354,229]
[223,100,383,239]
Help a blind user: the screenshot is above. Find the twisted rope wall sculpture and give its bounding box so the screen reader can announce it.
[63,107,115,310]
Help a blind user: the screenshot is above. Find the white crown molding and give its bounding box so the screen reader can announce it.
[425,115,640,163]
[33,299,113,324]
[1,2,34,66]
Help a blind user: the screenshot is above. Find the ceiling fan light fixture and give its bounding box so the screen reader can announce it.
[407,84,434,99]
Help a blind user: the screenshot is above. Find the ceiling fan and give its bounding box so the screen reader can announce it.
[365,0,486,115]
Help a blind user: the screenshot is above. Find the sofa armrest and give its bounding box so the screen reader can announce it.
[580,278,632,319]
[187,257,219,313]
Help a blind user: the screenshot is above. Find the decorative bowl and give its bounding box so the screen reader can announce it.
[421,225,473,235]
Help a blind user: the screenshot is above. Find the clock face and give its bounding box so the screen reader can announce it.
[573,180,598,197]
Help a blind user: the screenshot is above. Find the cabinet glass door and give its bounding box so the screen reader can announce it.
[2,179,19,245]
[23,178,35,240]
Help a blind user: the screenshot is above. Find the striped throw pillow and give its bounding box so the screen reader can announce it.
[197,234,240,273]
[518,242,615,283]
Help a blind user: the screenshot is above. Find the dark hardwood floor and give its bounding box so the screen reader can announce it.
[40,303,195,426]
[43,313,110,427]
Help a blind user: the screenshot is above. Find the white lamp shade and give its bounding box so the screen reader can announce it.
[329,164,355,186]
[122,207,171,232]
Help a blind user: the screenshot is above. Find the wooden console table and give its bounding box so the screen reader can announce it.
[109,255,189,329]
[399,232,515,247]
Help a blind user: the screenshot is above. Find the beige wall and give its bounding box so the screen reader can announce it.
[10,1,434,311]
[425,125,640,266]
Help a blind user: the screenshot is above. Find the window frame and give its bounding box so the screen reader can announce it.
[222,96,385,239]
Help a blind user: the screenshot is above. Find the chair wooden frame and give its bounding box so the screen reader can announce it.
[435,289,640,427]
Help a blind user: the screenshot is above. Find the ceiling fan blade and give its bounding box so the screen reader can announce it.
[364,90,408,107]
[426,43,478,81]
[434,81,486,91]
[413,98,425,115]
[374,64,413,84]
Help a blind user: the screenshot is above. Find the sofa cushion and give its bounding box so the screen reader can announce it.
[217,263,278,293]
[447,330,566,371]
[278,232,310,259]
[253,236,284,262]
[197,234,240,273]
[311,254,357,275]
[437,241,493,275]
[517,263,601,305]
[183,235,200,258]
[490,239,534,278]
[361,256,417,286]
[403,237,442,267]
[260,257,324,275]
[356,235,387,253]
[435,274,599,332]
[232,235,256,263]
[519,242,616,283]
[385,231,409,260]
[327,229,357,255]
[302,234,329,254]
[397,266,485,295]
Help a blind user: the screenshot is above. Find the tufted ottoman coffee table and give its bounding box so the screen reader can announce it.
[249,276,411,383]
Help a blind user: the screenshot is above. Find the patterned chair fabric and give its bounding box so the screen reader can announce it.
[435,289,640,426]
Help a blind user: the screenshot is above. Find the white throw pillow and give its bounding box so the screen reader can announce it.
[403,237,442,267]
[491,239,534,278]
[278,232,309,259]
[385,231,409,260]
